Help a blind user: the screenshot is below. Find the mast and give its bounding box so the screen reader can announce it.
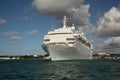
[63,16,67,28]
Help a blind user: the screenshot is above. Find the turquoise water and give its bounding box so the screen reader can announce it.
[0,59,120,80]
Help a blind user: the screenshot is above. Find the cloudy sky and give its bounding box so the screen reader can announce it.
[0,0,120,55]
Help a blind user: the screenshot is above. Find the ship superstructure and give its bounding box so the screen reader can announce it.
[42,16,93,61]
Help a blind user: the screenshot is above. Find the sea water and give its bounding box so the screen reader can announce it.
[0,59,120,80]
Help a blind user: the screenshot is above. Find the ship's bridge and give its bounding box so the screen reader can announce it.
[48,27,74,35]
[44,28,75,44]
[43,16,87,46]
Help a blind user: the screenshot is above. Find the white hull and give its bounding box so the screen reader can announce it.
[42,42,92,61]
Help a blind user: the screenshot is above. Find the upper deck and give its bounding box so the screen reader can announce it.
[43,16,90,47]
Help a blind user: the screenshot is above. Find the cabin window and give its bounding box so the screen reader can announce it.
[68,42,74,44]
[49,33,72,35]
[66,38,74,40]
[44,39,50,41]
[57,42,66,44]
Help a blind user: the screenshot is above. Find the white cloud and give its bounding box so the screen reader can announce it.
[93,7,120,53]
[26,30,38,35]
[2,31,18,36]
[103,37,120,49]
[67,4,90,26]
[92,37,120,53]
[78,24,96,34]
[0,31,22,43]
[0,19,7,24]
[97,7,120,37]
[32,0,90,26]
[32,0,83,14]
[10,36,22,41]
[22,16,29,20]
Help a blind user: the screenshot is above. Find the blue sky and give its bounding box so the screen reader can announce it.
[0,0,120,55]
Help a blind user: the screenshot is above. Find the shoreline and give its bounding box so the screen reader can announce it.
[0,53,120,60]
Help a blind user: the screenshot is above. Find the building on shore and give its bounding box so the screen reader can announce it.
[93,52,120,59]
[0,54,50,60]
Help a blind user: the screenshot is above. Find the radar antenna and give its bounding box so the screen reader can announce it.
[63,16,67,28]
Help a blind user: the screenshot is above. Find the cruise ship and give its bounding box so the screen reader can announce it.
[42,16,93,61]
